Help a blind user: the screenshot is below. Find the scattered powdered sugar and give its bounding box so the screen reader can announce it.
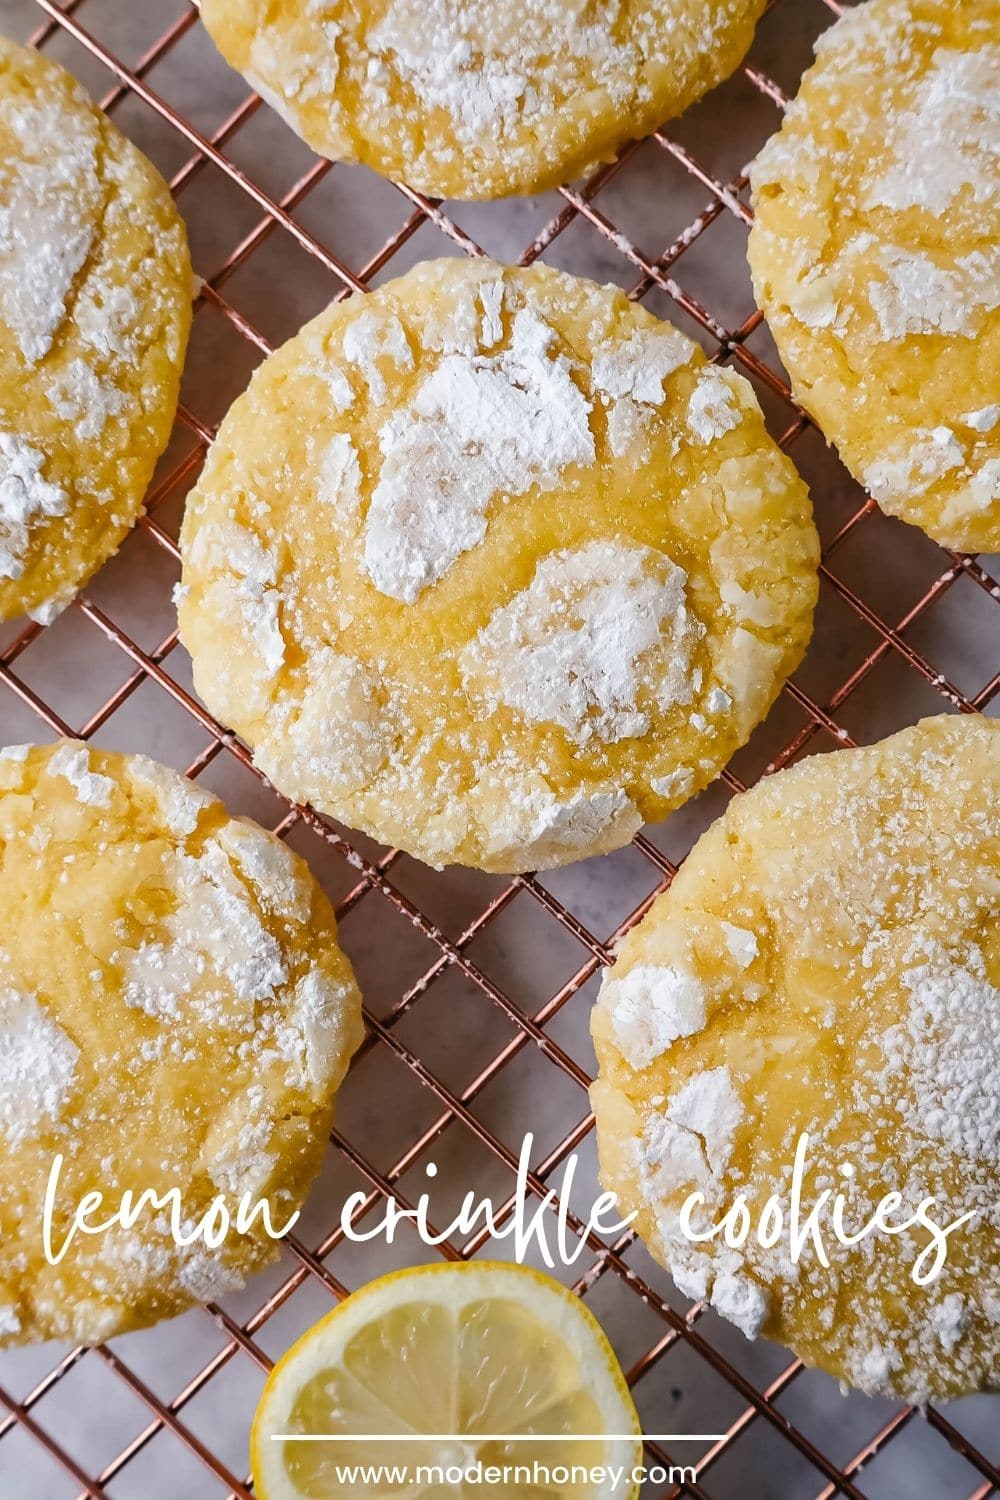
[961,405,1000,433]
[857,1346,898,1390]
[483,780,641,867]
[73,280,140,361]
[866,244,1000,342]
[128,756,215,838]
[878,945,1000,1162]
[281,966,353,1089]
[715,627,783,712]
[205,1100,277,1197]
[0,91,102,363]
[717,578,785,628]
[46,357,128,439]
[46,743,114,807]
[607,963,708,1069]
[671,1259,710,1303]
[863,427,964,505]
[247,15,341,120]
[302,330,355,411]
[343,308,413,404]
[642,1108,710,1197]
[650,767,693,799]
[722,923,758,969]
[0,431,69,581]
[363,306,594,602]
[932,1293,970,1356]
[216,821,313,926]
[862,48,1000,215]
[366,0,635,142]
[26,589,74,626]
[710,1271,770,1340]
[968,458,1000,513]
[687,370,743,444]
[479,280,504,347]
[591,327,692,404]
[667,1066,743,1174]
[117,842,287,1022]
[367,0,532,138]
[318,432,362,511]
[101,1218,247,1306]
[643,1065,743,1195]
[0,989,78,1144]
[257,648,387,804]
[605,395,648,461]
[197,522,285,688]
[420,284,482,357]
[460,540,702,745]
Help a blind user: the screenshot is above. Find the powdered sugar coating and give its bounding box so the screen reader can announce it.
[711,1272,770,1339]
[607,963,708,1069]
[0,86,101,364]
[363,306,594,602]
[592,715,1000,1398]
[0,990,78,1146]
[180,258,818,873]
[46,742,114,807]
[748,0,1000,551]
[461,541,701,746]
[0,36,191,623]
[0,432,68,581]
[0,741,362,1348]
[880,947,1000,1161]
[687,369,744,444]
[201,0,767,201]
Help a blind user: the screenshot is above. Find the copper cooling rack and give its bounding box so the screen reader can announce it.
[0,0,998,1495]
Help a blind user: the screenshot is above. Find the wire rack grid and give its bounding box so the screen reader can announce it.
[0,0,997,1495]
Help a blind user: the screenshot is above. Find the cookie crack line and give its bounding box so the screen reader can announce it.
[199,0,769,200]
[592,714,1000,1403]
[0,741,364,1348]
[178,256,818,873]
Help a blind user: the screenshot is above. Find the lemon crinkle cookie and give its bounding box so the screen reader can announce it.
[0,741,363,1346]
[200,0,766,200]
[591,715,1000,1401]
[747,0,1000,553]
[179,258,818,874]
[0,35,191,624]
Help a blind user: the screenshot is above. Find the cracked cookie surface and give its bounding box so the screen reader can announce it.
[0,741,363,1346]
[748,0,1000,552]
[179,258,818,873]
[0,36,191,623]
[201,0,766,200]
[591,714,1000,1401]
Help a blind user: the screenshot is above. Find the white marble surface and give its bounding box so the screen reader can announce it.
[0,1,997,1497]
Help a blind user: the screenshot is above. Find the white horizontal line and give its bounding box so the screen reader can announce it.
[269,1433,724,1443]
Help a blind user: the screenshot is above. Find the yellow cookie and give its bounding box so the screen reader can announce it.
[0,36,191,624]
[0,741,363,1346]
[179,258,818,874]
[591,714,1000,1402]
[747,0,1000,553]
[200,0,766,200]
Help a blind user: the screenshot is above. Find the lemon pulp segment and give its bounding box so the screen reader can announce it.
[252,1263,641,1500]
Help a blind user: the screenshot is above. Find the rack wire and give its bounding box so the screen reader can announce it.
[0,0,997,1495]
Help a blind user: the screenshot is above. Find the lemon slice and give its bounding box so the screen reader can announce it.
[252,1261,642,1500]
